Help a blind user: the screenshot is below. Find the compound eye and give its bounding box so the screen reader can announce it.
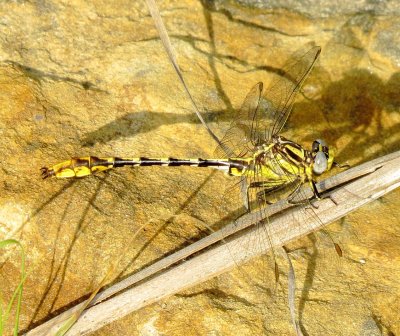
[313,151,328,175]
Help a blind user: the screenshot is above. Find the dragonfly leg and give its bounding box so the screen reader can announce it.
[249,178,305,206]
[309,180,339,207]
[304,180,322,208]
[287,180,321,208]
[333,161,350,169]
[254,183,290,205]
[285,180,305,205]
[246,181,278,210]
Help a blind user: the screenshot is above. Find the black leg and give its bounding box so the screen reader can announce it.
[333,161,350,169]
[310,180,338,206]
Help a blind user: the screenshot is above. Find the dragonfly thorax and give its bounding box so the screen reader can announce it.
[248,135,335,180]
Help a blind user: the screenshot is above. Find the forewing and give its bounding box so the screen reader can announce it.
[253,46,321,143]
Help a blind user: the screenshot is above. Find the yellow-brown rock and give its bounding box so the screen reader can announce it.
[0,1,399,335]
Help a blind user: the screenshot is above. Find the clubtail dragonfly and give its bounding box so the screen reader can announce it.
[41,46,344,333]
[41,47,336,211]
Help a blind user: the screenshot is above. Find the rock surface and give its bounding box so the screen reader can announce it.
[0,0,399,335]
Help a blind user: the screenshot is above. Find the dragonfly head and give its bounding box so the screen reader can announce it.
[311,139,335,175]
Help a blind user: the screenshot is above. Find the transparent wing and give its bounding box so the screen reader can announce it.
[220,157,303,310]
[214,46,334,321]
[254,46,321,143]
[214,82,263,158]
[215,47,321,159]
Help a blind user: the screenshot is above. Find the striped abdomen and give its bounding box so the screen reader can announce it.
[41,156,249,179]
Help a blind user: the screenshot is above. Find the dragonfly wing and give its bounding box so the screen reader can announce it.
[229,158,303,306]
[214,82,263,158]
[253,46,321,142]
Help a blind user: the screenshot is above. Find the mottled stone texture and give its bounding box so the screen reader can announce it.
[0,1,399,335]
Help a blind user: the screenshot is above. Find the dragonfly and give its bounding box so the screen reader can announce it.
[41,47,336,209]
[41,45,344,333]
